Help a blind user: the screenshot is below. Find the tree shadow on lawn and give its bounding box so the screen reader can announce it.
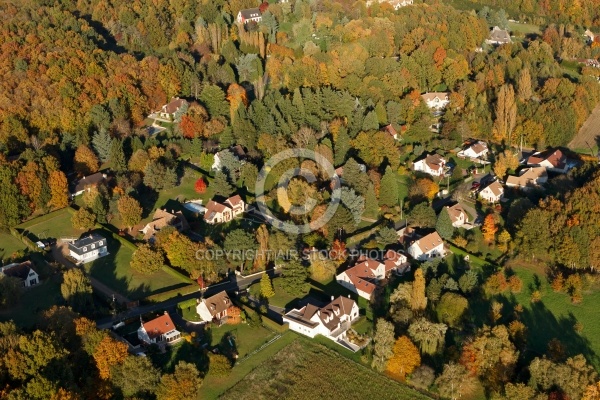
[470,292,599,368]
[87,237,151,301]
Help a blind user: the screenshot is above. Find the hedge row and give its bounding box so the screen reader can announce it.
[261,316,289,333]
[10,227,39,251]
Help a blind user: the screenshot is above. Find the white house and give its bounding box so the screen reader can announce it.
[157,97,188,120]
[336,250,409,300]
[407,231,445,261]
[0,261,39,287]
[413,154,447,177]
[486,26,512,45]
[197,291,234,324]
[68,234,108,264]
[479,180,504,203]
[203,195,246,224]
[283,296,359,342]
[137,312,181,345]
[527,148,569,173]
[506,167,548,191]
[71,172,107,197]
[458,141,489,160]
[445,203,469,228]
[421,92,450,109]
[236,8,261,24]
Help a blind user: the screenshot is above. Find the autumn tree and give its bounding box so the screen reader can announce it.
[308,252,337,281]
[493,84,517,144]
[60,268,93,313]
[156,361,202,400]
[411,268,427,312]
[93,335,128,379]
[372,318,396,371]
[48,170,69,209]
[110,356,160,398]
[460,325,518,391]
[408,318,447,355]
[194,178,207,194]
[435,363,477,400]
[208,353,232,377]
[227,83,248,122]
[74,145,100,176]
[436,292,468,328]
[71,207,96,230]
[130,244,165,274]
[482,214,498,243]
[117,195,142,230]
[517,68,533,101]
[128,149,150,172]
[259,273,275,299]
[493,150,519,179]
[386,336,421,381]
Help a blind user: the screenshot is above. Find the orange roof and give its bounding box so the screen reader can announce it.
[143,313,176,339]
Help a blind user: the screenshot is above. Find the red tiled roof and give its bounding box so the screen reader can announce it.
[143,313,176,339]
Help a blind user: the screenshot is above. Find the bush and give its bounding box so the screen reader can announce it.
[436,292,468,328]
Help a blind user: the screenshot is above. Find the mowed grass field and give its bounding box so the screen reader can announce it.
[220,338,431,400]
[0,231,26,259]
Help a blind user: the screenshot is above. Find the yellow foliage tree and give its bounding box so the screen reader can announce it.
[386,336,421,380]
[48,170,69,209]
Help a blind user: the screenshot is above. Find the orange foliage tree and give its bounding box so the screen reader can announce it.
[48,170,69,209]
[482,214,498,243]
[386,336,421,380]
[74,144,100,176]
[194,178,207,194]
[93,336,128,379]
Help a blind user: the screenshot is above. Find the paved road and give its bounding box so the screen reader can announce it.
[96,269,281,329]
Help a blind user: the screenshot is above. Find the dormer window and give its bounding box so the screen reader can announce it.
[83,247,87,252]
[91,244,95,249]
[99,241,103,246]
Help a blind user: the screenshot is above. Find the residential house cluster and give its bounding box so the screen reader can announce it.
[140,208,189,242]
[336,250,410,300]
[283,295,360,348]
[203,195,246,224]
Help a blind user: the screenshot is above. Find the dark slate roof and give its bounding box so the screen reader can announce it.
[239,8,261,19]
[68,234,106,255]
[73,172,106,193]
[1,261,35,281]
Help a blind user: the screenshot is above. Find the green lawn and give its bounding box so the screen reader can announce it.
[463,257,600,370]
[507,21,540,35]
[0,231,26,260]
[220,338,431,400]
[201,331,298,399]
[17,208,80,241]
[0,276,63,328]
[250,278,301,308]
[17,208,190,301]
[84,236,190,300]
[207,323,277,359]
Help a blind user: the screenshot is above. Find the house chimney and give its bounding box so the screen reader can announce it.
[164,311,167,315]
[331,296,334,301]
[347,294,351,298]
